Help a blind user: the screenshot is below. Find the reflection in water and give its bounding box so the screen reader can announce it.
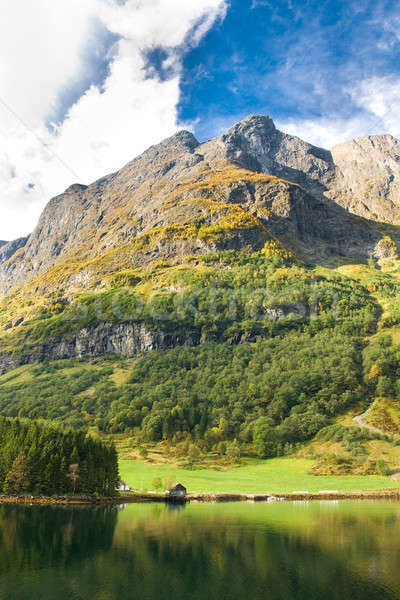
[166,501,186,512]
[0,504,117,573]
[0,501,399,599]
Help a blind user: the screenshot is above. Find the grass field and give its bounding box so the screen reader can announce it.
[119,457,400,494]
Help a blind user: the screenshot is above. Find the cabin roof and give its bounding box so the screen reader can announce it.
[168,483,187,492]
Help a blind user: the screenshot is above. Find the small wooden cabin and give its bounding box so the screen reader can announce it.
[166,483,187,497]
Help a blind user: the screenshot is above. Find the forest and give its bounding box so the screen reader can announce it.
[0,330,396,460]
[0,251,399,460]
[0,417,119,496]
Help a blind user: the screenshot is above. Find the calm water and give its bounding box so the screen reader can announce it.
[0,500,400,599]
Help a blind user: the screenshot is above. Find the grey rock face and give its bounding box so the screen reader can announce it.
[0,237,28,290]
[205,114,335,196]
[0,322,201,374]
[0,115,399,295]
[0,114,399,372]
[329,134,400,222]
[202,116,400,223]
[0,237,28,264]
[0,129,205,293]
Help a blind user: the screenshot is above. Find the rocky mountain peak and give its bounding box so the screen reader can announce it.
[332,133,399,151]
[1,114,400,295]
[204,113,334,196]
[64,183,89,194]
[331,134,400,168]
[156,129,199,152]
[223,113,276,143]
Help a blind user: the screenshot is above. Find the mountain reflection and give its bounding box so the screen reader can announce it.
[0,501,398,600]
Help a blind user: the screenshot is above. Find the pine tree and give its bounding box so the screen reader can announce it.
[6,454,29,495]
[0,417,118,496]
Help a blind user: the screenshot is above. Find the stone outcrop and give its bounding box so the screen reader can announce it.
[201,114,335,195]
[0,237,29,290]
[329,134,400,222]
[0,115,399,296]
[0,237,28,264]
[0,322,202,375]
[0,114,399,372]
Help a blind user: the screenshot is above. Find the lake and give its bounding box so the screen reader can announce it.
[0,500,399,599]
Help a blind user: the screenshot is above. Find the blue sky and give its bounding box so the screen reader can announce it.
[1,0,400,239]
[178,0,400,141]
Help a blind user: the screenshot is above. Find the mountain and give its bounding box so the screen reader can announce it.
[1,114,400,473]
[1,115,398,296]
[329,134,400,222]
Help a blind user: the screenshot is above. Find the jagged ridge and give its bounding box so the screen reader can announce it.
[1,115,399,296]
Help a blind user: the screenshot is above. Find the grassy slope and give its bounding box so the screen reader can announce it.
[119,456,400,494]
[363,397,400,433]
[3,257,400,491]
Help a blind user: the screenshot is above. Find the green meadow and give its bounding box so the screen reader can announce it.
[119,456,400,494]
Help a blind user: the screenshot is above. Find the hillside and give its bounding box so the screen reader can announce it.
[1,114,400,475]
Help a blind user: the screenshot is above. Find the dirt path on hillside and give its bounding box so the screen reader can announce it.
[353,410,384,435]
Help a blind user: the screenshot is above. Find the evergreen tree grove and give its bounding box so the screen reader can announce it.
[0,417,119,496]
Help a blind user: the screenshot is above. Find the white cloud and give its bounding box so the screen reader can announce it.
[99,0,226,48]
[0,0,227,240]
[275,115,375,149]
[0,0,98,127]
[277,75,400,150]
[350,75,400,137]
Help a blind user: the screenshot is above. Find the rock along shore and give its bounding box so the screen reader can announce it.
[1,490,400,505]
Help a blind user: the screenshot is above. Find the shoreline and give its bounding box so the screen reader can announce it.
[1,490,400,505]
[188,491,400,502]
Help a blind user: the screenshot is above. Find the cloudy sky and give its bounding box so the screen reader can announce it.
[1,0,400,240]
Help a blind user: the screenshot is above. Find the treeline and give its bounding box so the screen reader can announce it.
[0,328,364,449]
[0,418,119,496]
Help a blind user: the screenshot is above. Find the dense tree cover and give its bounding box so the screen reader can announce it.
[0,252,392,457]
[0,329,365,456]
[0,417,119,496]
[113,330,363,452]
[0,363,112,429]
[363,334,400,398]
